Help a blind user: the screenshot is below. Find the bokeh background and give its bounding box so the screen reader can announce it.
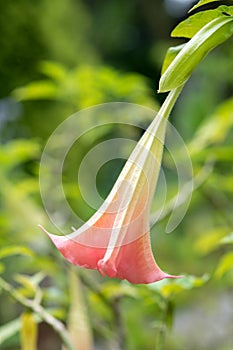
[0,0,233,349]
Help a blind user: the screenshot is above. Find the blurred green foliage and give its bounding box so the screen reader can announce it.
[13,61,158,110]
[0,1,233,350]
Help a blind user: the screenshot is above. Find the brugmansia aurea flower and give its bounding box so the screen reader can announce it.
[39,87,183,284]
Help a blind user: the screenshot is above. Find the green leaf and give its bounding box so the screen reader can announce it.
[172,6,233,39]
[149,274,209,298]
[0,318,21,345]
[159,14,233,92]
[64,269,93,350]
[39,61,67,81]
[14,272,45,298]
[14,275,36,297]
[209,174,233,193]
[220,232,233,244]
[20,313,38,350]
[101,281,138,300]
[194,228,229,255]
[215,252,233,278]
[189,0,222,12]
[0,316,41,346]
[13,81,58,100]
[0,246,34,260]
[165,299,174,330]
[0,139,40,171]
[189,97,233,155]
[0,263,5,274]
[161,44,185,75]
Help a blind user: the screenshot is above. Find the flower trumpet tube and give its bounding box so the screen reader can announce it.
[39,86,183,284]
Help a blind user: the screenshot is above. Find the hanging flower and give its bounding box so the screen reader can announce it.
[39,87,183,284]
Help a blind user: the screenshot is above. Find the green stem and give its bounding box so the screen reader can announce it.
[111,297,126,350]
[159,84,185,120]
[155,324,166,350]
[148,83,184,136]
[0,277,75,350]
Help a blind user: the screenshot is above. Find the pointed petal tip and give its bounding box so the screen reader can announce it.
[146,271,183,284]
[38,224,66,245]
[38,224,50,235]
[163,273,184,280]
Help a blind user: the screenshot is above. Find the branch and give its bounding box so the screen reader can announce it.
[0,277,75,350]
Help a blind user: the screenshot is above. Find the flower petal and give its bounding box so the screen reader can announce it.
[98,231,178,284]
[39,225,106,269]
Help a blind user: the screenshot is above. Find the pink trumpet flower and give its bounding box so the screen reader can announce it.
[39,87,183,284]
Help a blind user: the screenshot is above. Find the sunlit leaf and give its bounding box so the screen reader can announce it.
[88,292,113,325]
[16,179,39,197]
[215,252,233,278]
[13,81,58,101]
[29,272,46,286]
[0,140,40,170]
[100,281,138,300]
[14,272,45,298]
[14,275,36,297]
[0,246,34,260]
[20,313,37,350]
[148,274,209,298]
[47,307,66,321]
[159,14,233,92]
[220,232,233,244]
[189,0,222,12]
[172,6,233,39]
[194,228,229,255]
[39,61,67,81]
[0,177,46,240]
